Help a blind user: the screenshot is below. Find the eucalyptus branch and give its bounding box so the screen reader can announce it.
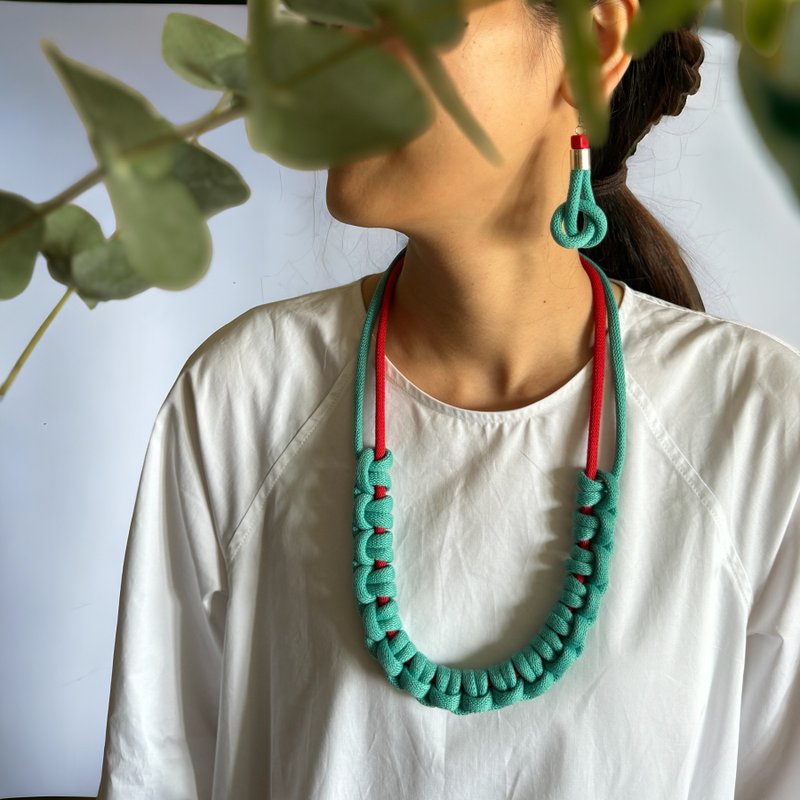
[1,0,798,402]
[0,92,242,398]
[0,97,245,250]
[0,286,74,399]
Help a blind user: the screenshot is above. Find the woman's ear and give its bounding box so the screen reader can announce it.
[557,0,638,108]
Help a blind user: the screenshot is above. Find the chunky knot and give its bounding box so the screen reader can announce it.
[354,446,393,494]
[352,447,394,532]
[352,490,393,533]
[370,632,576,714]
[550,168,608,250]
[354,563,397,605]
[350,447,623,713]
[574,468,619,548]
[352,529,394,566]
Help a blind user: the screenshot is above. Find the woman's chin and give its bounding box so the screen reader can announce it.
[326,170,368,225]
[326,159,382,224]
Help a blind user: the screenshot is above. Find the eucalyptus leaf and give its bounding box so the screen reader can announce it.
[245,6,436,169]
[376,0,468,49]
[207,52,248,95]
[72,238,152,303]
[721,0,745,41]
[379,0,503,164]
[353,0,503,163]
[162,12,248,93]
[0,191,45,300]
[774,1,800,84]
[105,166,213,290]
[170,141,251,219]
[42,42,212,289]
[743,0,790,57]
[553,0,607,146]
[281,0,379,28]
[42,41,179,179]
[737,3,800,204]
[625,0,708,58]
[41,203,105,286]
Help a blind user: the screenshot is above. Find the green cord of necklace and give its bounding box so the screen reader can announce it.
[351,250,627,714]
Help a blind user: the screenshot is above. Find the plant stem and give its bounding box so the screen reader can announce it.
[1,95,244,398]
[1,286,74,398]
[0,98,245,248]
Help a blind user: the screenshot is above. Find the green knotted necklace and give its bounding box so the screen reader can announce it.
[351,138,627,715]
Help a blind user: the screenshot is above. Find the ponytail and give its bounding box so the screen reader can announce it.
[529,1,707,311]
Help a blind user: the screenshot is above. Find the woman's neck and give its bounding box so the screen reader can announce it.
[359,245,623,413]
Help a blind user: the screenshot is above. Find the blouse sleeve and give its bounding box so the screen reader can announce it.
[735,493,800,799]
[96,369,229,799]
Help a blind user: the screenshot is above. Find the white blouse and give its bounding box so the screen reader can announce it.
[97,272,800,799]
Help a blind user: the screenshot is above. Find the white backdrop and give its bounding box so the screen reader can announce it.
[1,3,799,797]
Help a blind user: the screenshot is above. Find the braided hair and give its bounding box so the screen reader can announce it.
[528,1,707,311]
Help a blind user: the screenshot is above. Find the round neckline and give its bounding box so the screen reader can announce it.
[350,273,631,423]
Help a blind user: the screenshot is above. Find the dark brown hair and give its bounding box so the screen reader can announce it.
[527,1,707,311]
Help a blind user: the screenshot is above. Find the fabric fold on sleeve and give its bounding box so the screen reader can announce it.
[735,493,800,799]
[96,369,229,800]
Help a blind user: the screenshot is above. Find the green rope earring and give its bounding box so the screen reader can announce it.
[550,118,608,249]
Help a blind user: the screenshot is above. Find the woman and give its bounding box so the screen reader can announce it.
[97,1,800,797]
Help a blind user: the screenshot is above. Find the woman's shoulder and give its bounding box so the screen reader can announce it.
[170,277,363,444]
[618,281,800,483]
[620,282,799,512]
[182,278,361,379]
[620,283,799,597]
[621,282,800,396]
[155,278,363,553]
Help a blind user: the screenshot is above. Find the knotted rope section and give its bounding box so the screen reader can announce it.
[550,164,609,250]
[352,446,620,715]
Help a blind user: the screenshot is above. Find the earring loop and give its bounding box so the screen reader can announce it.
[550,111,608,250]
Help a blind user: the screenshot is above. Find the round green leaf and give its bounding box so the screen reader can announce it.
[554,0,608,147]
[281,0,379,29]
[169,141,251,218]
[161,12,248,92]
[246,10,435,169]
[105,165,212,291]
[744,0,790,57]
[41,203,105,286]
[43,41,214,291]
[42,41,178,178]
[737,9,800,206]
[0,191,45,300]
[72,238,152,302]
[625,0,707,58]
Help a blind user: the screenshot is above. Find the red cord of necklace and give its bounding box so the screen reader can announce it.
[369,256,608,684]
